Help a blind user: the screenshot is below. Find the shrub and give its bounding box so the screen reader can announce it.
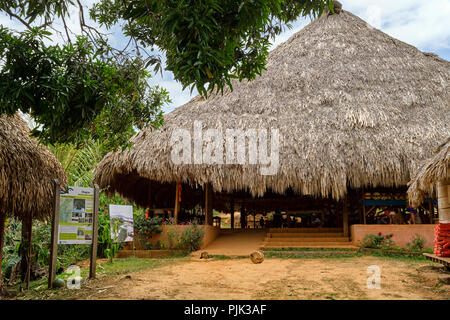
[134,215,163,240]
[360,233,394,249]
[164,227,181,250]
[406,234,426,251]
[180,222,205,252]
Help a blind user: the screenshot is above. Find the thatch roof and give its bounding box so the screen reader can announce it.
[0,114,67,221]
[94,9,450,203]
[408,137,450,207]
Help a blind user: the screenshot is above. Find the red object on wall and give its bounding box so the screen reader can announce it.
[434,223,450,257]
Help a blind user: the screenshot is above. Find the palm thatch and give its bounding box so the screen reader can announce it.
[94,9,450,204]
[0,114,67,221]
[408,137,450,207]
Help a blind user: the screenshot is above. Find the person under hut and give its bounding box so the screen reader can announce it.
[259,216,265,229]
[406,206,422,224]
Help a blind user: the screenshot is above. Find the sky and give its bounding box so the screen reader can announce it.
[1,0,449,114]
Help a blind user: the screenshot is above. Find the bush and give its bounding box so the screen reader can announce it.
[180,222,205,252]
[159,222,205,252]
[360,233,394,249]
[406,234,426,251]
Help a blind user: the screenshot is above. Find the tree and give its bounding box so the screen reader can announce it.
[0,0,332,147]
[0,27,167,149]
[91,0,333,95]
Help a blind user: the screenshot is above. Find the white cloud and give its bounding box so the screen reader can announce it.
[343,0,450,51]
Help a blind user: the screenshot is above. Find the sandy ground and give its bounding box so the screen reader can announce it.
[193,230,266,257]
[79,256,449,300]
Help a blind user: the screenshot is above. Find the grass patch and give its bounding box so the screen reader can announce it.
[95,256,185,276]
[208,254,249,260]
[366,252,431,262]
[209,254,232,260]
[6,256,188,300]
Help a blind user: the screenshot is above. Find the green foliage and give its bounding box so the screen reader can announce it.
[163,226,182,250]
[160,222,204,252]
[180,222,205,252]
[48,140,105,187]
[91,0,332,96]
[1,218,90,282]
[0,27,167,148]
[134,213,163,250]
[97,207,120,262]
[98,193,128,258]
[57,245,91,271]
[1,0,329,147]
[406,234,426,252]
[360,233,394,249]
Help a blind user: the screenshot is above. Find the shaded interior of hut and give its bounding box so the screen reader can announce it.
[110,171,438,229]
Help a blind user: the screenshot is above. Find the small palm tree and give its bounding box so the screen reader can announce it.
[49,140,104,187]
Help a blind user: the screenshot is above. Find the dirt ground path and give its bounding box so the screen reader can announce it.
[193,230,266,257]
[85,256,449,300]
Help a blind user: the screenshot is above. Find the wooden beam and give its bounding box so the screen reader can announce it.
[230,195,235,229]
[89,184,100,279]
[205,184,213,226]
[174,180,180,224]
[48,179,60,289]
[343,197,349,237]
[362,189,367,224]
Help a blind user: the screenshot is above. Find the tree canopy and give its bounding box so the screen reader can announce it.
[0,0,333,148]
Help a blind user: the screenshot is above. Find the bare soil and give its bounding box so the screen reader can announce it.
[72,256,449,300]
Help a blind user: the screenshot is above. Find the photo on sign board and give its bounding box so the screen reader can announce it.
[109,205,134,243]
[73,198,86,213]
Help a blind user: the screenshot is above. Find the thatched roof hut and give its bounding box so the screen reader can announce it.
[0,114,67,221]
[408,138,449,207]
[94,9,450,207]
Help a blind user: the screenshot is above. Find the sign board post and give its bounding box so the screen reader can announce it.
[89,184,99,279]
[48,179,60,289]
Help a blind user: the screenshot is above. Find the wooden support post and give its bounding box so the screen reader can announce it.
[362,190,367,224]
[428,200,433,224]
[0,213,5,287]
[48,179,60,289]
[438,179,450,223]
[174,180,180,224]
[205,184,213,226]
[89,184,100,279]
[343,196,349,237]
[321,210,325,228]
[230,195,235,230]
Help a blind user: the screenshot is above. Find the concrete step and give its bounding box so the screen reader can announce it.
[268,228,343,233]
[266,232,344,238]
[264,237,350,242]
[261,250,359,256]
[261,244,358,249]
[261,241,356,247]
